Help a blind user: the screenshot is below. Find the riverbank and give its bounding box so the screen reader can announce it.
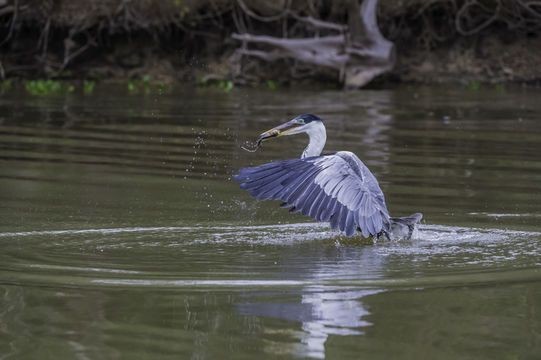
[1,0,540,87]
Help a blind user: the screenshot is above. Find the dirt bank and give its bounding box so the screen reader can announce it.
[1,0,540,86]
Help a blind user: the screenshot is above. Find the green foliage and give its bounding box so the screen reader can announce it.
[173,0,190,19]
[127,75,170,95]
[127,79,138,93]
[83,80,96,95]
[196,76,234,93]
[155,82,172,95]
[265,80,277,90]
[142,75,151,89]
[25,79,75,96]
[494,84,506,93]
[326,82,340,90]
[217,80,234,93]
[0,79,12,92]
[196,76,208,87]
[467,80,480,91]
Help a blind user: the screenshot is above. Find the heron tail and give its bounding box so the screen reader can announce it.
[391,213,423,227]
[381,213,423,240]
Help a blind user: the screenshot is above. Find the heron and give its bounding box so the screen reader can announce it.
[233,114,422,240]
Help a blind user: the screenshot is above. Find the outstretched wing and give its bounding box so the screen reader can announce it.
[233,151,390,237]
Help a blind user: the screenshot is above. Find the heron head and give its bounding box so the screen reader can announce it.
[258,114,323,141]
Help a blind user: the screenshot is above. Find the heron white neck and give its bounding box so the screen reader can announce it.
[301,121,327,158]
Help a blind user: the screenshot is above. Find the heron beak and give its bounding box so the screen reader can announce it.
[258,119,302,141]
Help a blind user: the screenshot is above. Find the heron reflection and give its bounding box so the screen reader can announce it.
[234,114,421,240]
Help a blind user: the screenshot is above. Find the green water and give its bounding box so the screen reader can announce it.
[0,85,540,359]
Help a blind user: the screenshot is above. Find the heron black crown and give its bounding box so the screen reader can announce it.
[295,114,322,124]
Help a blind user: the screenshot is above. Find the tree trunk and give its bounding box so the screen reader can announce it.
[344,0,395,88]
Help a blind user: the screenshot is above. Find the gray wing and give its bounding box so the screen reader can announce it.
[233,151,390,237]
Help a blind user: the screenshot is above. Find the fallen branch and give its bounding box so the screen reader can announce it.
[232,33,348,69]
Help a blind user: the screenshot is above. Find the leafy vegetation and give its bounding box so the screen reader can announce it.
[127,76,151,94]
[467,81,480,91]
[494,84,506,93]
[25,80,75,96]
[83,80,96,95]
[196,76,234,93]
[265,80,277,90]
[0,80,13,92]
[127,75,171,95]
[155,82,171,95]
[217,80,234,93]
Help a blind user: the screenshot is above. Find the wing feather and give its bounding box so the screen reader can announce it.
[336,204,347,232]
[236,163,282,181]
[320,197,338,222]
[345,211,356,236]
[282,168,320,203]
[307,191,324,219]
[373,212,382,233]
[297,184,320,216]
[315,195,330,220]
[240,169,288,190]
[256,173,295,200]
[365,211,375,235]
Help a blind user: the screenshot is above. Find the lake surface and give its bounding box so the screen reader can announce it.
[1,85,540,359]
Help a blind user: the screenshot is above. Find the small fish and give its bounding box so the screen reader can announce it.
[240,129,280,153]
[241,138,262,152]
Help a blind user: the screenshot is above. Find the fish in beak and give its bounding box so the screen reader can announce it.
[241,118,305,153]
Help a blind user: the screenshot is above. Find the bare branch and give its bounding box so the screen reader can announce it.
[289,13,348,32]
[455,0,501,36]
[234,48,284,62]
[516,0,541,19]
[0,5,13,17]
[0,0,18,46]
[68,31,97,68]
[236,0,289,22]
